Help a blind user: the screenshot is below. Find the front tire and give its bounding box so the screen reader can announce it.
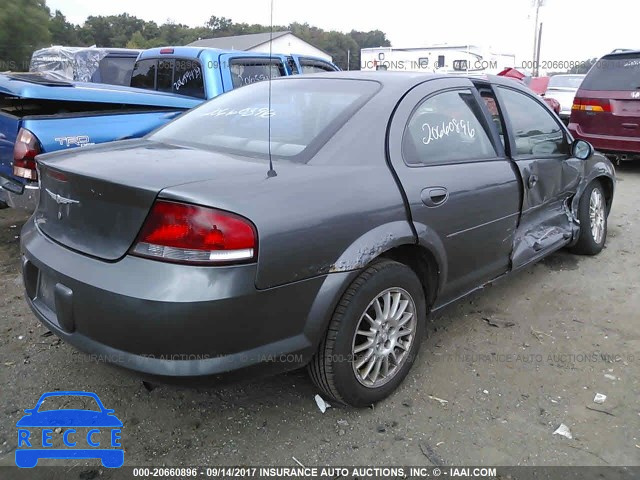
[308,259,426,407]
[570,181,608,255]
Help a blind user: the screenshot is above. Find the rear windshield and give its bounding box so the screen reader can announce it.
[581,54,640,91]
[131,58,205,98]
[92,56,137,86]
[548,75,584,89]
[149,79,379,162]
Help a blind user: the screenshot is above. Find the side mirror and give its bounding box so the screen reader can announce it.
[572,139,593,160]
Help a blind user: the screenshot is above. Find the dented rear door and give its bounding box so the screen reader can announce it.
[387,78,521,306]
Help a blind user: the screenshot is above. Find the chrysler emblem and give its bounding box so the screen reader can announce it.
[45,188,79,206]
[45,188,79,219]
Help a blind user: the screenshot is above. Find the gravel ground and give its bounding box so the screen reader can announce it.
[0,164,638,478]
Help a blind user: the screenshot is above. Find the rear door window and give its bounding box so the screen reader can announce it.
[581,54,640,91]
[229,58,286,88]
[402,89,497,165]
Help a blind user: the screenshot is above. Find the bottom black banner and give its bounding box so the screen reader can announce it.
[0,465,637,480]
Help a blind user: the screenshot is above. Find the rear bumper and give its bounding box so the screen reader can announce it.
[569,123,640,155]
[0,174,39,209]
[20,217,354,378]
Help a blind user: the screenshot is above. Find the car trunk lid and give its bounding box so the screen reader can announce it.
[34,139,272,260]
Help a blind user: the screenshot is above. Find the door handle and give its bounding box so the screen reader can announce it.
[528,175,538,189]
[621,123,638,129]
[421,187,448,207]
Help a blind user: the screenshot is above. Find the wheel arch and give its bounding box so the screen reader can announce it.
[303,222,446,355]
[596,175,614,214]
[379,244,441,311]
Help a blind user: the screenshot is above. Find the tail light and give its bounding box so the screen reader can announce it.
[13,128,41,181]
[572,98,611,113]
[131,200,257,265]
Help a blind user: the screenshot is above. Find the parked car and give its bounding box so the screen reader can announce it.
[528,76,550,95]
[21,72,614,407]
[545,74,585,123]
[29,46,142,85]
[569,50,640,162]
[497,68,561,115]
[0,47,339,209]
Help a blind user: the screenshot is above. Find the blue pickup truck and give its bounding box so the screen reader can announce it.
[0,46,338,209]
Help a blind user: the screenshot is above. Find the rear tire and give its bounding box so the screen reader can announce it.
[308,259,426,407]
[570,181,608,255]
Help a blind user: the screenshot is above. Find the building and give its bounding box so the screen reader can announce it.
[360,45,515,75]
[189,31,332,63]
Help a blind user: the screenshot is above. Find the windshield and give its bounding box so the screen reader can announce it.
[548,75,584,89]
[150,78,380,162]
[581,54,640,90]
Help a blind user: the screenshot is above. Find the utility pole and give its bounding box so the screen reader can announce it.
[347,49,350,71]
[532,0,545,76]
[535,23,543,77]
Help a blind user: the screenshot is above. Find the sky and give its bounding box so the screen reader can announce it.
[46,0,638,67]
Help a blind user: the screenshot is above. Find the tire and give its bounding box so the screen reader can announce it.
[570,181,608,255]
[308,259,426,407]
[0,201,8,210]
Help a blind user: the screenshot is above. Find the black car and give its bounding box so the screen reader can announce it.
[21,72,615,407]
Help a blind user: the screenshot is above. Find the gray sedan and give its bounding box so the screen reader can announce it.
[21,72,615,407]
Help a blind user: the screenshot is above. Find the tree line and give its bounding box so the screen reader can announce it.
[0,0,391,71]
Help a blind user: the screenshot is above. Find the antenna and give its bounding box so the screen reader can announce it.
[266,0,277,178]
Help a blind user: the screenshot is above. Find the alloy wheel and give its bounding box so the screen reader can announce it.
[351,288,417,388]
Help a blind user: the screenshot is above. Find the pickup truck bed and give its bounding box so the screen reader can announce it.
[0,74,200,208]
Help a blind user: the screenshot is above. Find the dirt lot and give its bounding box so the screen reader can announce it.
[0,164,638,477]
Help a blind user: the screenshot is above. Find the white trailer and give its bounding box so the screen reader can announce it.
[360,45,515,75]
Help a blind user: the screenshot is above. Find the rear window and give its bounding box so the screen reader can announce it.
[229,58,285,88]
[149,79,379,162]
[581,54,640,91]
[130,59,156,90]
[92,56,137,85]
[130,58,205,98]
[299,59,338,74]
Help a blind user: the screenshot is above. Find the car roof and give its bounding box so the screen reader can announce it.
[272,70,530,91]
[602,49,640,57]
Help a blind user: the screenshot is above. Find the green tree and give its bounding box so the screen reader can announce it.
[49,10,79,45]
[126,31,148,49]
[0,0,51,71]
[205,15,233,32]
[568,58,597,74]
